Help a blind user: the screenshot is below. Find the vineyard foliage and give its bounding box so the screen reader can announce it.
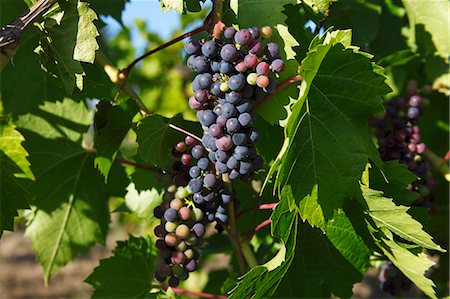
[0,0,449,298]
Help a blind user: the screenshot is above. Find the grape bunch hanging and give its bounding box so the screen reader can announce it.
[152,25,285,287]
[372,91,436,207]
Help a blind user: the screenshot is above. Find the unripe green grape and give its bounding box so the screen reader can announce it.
[220,82,230,92]
[176,241,187,252]
[260,26,272,39]
[165,221,178,233]
[192,207,203,221]
[247,73,258,85]
[172,264,184,276]
[176,187,189,199]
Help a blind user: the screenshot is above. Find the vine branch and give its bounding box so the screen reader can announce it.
[114,157,166,174]
[168,123,203,142]
[0,0,58,71]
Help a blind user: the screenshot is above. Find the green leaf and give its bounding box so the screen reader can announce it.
[370,160,418,205]
[34,0,99,94]
[90,0,130,24]
[136,114,200,169]
[0,153,29,233]
[160,0,184,13]
[124,183,163,220]
[85,235,155,299]
[303,0,333,12]
[94,100,137,181]
[376,235,438,299]
[23,133,109,282]
[361,181,445,253]
[268,30,390,228]
[16,98,92,142]
[275,221,363,298]
[229,186,299,299]
[0,119,34,179]
[402,0,450,60]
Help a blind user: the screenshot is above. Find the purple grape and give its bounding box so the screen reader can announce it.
[226,156,239,169]
[185,259,197,272]
[189,179,202,193]
[197,157,210,170]
[216,115,227,127]
[208,151,216,162]
[266,42,280,58]
[222,102,237,118]
[215,161,228,173]
[194,89,208,103]
[201,40,218,58]
[168,276,180,287]
[232,132,247,145]
[193,193,204,204]
[256,62,270,75]
[228,74,245,91]
[220,192,232,204]
[409,95,422,107]
[239,160,252,174]
[208,123,222,137]
[216,135,233,151]
[193,56,209,72]
[191,145,205,159]
[210,81,223,96]
[211,60,220,72]
[219,61,234,74]
[198,73,212,88]
[234,29,252,45]
[221,44,238,62]
[248,129,259,143]
[187,55,197,69]
[244,54,258,68]
[185,40,200,54]
[407,107,420,119]
[224,27,237,39]
[226,91,242,104]
[238,112,252,126]
[215,150,229,163]
[215,212,228,223]
[164,208,178,222]
[234,146,249,160]
[271,59,285,73]
[248,41,263,54]
[236,101,250,113]
[198,110,216,126]
[204,173,217,188]
[249,27,260,39]
[226,118,241,133]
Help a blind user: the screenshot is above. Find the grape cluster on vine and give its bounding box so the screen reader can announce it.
[153,25,285,288]
[185,25,284,179]
[371,91,436,207]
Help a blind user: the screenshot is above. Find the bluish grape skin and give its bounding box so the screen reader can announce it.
[197,157,210,170]
[266,42,280,58]
[239,160,252,175]
[215,212,228,223]
[232,132,247,145]
[234,29,252,45]
[226,118,241,133]
[248,41,263,54]
[220,44,238,62]
[224,27,236,39]
[238,112,252,126]
[234,145,249,160]
[198,110,216,126]
[164,208,178,222]
[222,102,237,118]
[221,192,232,204]
[193,193,204,204]
[187,55,197,69]
[271,59,285,73]
[248,129,259,143]
[228,74,245,91]
[236,101,250,113]
[244,54,258,68]
[226,156,239,169]
[193,56,209,73]
[225,91,242,104]
[216,135,233,151]
[208,151,216,162]
[210,60,220,72]
[215,161,228,173]
[194,89,208,103]
[191,145,205,159]
[208,123,222,138]
[219,61,234,74]
[185,259,197,272]
[185,40,200,55]
[215,150,229,163]
[189,179,203,193]
[198,73,212,89]
[189,166,201,178]
[203,173,217,188]
[201,40,218,58]
[216,115,227,127]
[210,82,223,96]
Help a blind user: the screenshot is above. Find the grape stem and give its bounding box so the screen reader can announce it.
[255,75,302,110]
[423,149,450,182]
[247,219,272,241]
[222,174,246,274]
[168,123,203,142]
[114,157,166,174]
[236,202,278,219]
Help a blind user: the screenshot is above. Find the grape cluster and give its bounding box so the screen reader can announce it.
[378,262,413,296]
[153,136,233,287]
[185,25,284,179]
[371,92,436,206]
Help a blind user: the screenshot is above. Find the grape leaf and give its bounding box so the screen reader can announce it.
[23,132,109,283]
[229,186,299,299]
[0,119,34,179]
[361,180,445,252]
[16,98,92,142]
[94,100,137,181]
[85,235,155,299]
[136,114,200,169]
[402,0,450,60]
[275,219,364,298]
[267,30,390,229]
[124,183,163,220]
[303,0,333,12]
[34,0,99,94]
[160,0,184,13]
[0,153,29,234]
[90,0,130,24]
[370,160,418,205]
[376,235,438,299]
